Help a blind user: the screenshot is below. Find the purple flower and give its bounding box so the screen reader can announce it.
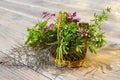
[73,18,80,23]
[45,24,54,32]
[51,13,55,16]
[66,12,81,23]
[77,28,90,37]
[67,13,72,19]
[42,12,56,18]
[49,24,54,29]
[73,12,76,17]
[67,12,76,19]
[42,12,50,18]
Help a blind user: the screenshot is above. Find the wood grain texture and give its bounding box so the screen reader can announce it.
[0,0,120,80]
[0,52,50,80]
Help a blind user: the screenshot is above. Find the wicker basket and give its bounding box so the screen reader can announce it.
[49,45,87,67]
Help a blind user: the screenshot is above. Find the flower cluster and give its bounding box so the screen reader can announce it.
[77,22,90,38]
[45,24,54,32]
[42,12,55,18]
[77,28,90,37]
[65,12,90,38]
[66,12,80,23]
[42,12,90,38]
[42,12,56,32]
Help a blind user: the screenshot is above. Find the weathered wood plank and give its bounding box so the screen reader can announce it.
[0,52,50,80]
[1,0,120,23]
[0,6,120,43]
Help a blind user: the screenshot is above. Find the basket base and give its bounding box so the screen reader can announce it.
[61,58,86,68]
[51,56,86,68]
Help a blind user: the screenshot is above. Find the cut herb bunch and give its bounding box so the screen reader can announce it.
[25,8,111,67]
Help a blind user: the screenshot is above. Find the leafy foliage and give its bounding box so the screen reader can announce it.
[25,8,111,66]
[88,7,111,54]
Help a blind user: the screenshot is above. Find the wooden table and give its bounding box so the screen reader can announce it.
[0,0,120,80]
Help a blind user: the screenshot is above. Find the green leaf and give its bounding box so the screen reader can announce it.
[39,21,47,29]
[106,7,111,12]
[76,45,84,56]
[89,45,98,54]
[62,45,68,54]
[46,41,58,45]
[65,34,72,40]
[33,23,38,29]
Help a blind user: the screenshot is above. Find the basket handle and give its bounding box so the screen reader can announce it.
[57,12,67,45]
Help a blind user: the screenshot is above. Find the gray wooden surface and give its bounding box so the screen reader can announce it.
[0,52,50,80]
[0,0,120,80]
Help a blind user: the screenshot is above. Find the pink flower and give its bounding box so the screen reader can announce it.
[73,12,76,17]
[49,24,54,29]
[85,33,88,37]
[51,13,55,16]
[73,18,80,23]
[67,13,72,19]
[45,24,54,32]
[42,12,50,18]
[76,28,84,33]
[77,28,90,37]
[42,12,55,18]
[67,12,76,19]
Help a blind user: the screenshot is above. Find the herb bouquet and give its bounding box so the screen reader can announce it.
[25,8,111,67]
